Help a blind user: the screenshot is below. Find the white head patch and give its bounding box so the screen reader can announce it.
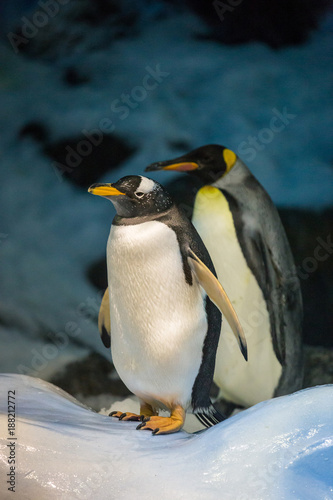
[137,176,155,194]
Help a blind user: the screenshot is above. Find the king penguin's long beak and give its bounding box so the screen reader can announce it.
[88,183,125,197]
[145,159,199,172]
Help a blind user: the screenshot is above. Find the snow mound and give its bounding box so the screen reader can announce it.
[0,374,332,499]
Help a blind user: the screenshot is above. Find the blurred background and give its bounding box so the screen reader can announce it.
[0,0,332,410]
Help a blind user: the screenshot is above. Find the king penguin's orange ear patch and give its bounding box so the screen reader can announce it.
[223,149,237,173]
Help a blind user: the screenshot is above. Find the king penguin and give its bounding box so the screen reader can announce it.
[146,145,303,409]
[88,175,247,434]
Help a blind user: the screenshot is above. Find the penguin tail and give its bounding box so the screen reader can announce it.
[194,403,226,428]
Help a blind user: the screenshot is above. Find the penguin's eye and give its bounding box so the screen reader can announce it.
[135,192,145,198]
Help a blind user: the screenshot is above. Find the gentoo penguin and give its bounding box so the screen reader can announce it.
[88,175,247,434]
[146,145,303,408]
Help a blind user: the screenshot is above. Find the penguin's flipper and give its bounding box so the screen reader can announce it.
[187,248,248,361]
[243,230,288,365]
[98,287,111,348]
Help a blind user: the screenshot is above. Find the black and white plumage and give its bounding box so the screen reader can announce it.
[146,145,303,408]
[88,175,247,434]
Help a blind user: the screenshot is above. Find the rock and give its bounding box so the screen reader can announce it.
[188,0,330,48]
[18,121,49,143]
[303,345,333,387]
[62,67,91,86]
[0,374,332,499]
[18,120,136,188]
[11,0,141,61]
[279,208,333,347]
[43,132,136,188]
[49,352,130,400]
[86,258,108,291]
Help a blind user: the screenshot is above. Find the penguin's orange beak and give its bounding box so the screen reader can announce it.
[88,183,125,197]
[145,161,198,172]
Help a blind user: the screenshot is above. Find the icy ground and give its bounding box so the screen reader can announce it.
[0,374,332,499]
[0,9,332,377]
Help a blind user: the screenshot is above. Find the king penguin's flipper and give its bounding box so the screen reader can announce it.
[98,287,111,348]
[221,189,297,366]
[188,247,248,361]
[232,222,288,365]
[248,230,286,365]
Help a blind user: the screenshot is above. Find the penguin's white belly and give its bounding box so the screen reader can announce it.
[193,187,282,407]
[107,221,207,410]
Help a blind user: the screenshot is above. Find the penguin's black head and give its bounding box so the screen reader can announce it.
[145,145,238,183]
[88,175,173,218]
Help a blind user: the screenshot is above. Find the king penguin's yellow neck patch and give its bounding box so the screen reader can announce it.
[193,186,234,235]
[197,185,221,198]
[194,186,227,215]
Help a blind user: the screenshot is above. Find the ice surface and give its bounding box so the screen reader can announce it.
[0,374,332,499]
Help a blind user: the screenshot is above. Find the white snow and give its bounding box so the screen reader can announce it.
[0,8,332,376]
[0,374,332,499]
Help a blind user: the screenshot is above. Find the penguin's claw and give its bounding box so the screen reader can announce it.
[109,411,142,421]
[109,404,185,433]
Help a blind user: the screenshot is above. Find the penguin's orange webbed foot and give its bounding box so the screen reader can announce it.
[136,405,185,435]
